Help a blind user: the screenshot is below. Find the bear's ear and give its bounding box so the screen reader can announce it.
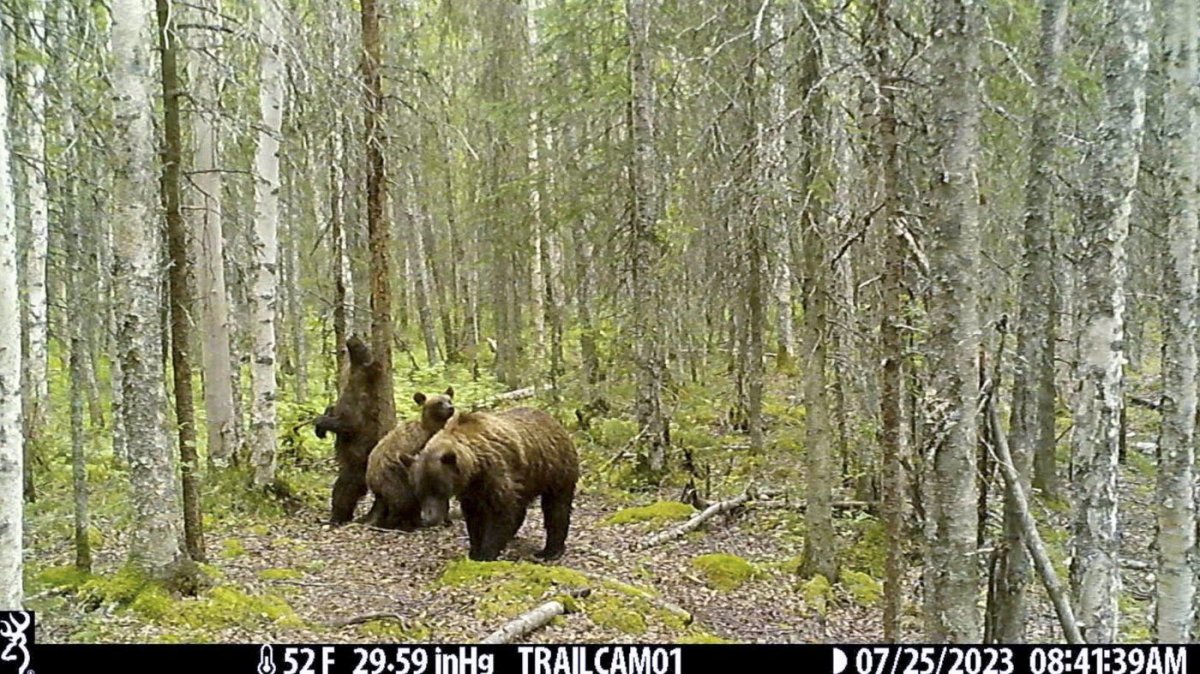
[440,450,457,467]
[444,386,455,399]
[413,392,427,406]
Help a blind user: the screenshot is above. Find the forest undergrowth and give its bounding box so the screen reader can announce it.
[19,350,1163,644]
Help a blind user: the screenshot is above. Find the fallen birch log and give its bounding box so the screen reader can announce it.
[474,385,553,410]
[480,589,591,644]
[637,491,753,550]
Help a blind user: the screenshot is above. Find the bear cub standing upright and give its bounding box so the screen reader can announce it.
[364,387,456,530]
[407,407,579,561]
[313,336,396,524]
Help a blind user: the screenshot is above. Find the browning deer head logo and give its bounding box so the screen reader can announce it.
[0,612,31,674]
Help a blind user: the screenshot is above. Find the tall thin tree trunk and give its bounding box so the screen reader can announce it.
[865,0,905,642]
[1069,0,1148,644]
[188,0,240,469]
[994,0,1068,642]
[362,0,395,410]
[112,0,190,582]
[0,11,23,608]
[67,225,92,574]
[330,117,352,374]
[250,0,286,488]
[626,0,669,475]
[158,0,203,562]
[21,0,49,505]
[402,172,440,366]
[923,0,984,643]
[1153,0,1197,643]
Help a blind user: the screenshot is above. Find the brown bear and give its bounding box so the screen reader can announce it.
[313,336,395,524]
[364,387,457,530]
[406,407,579,561]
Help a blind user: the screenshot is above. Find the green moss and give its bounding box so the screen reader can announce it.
[691,553,758,591]
[258,568,304,582]
[604,501,696,525]
[79,566,151,606]
[584,594,647,635]
[358,620,432,642]
[129,586,175,621]
[800,574,833,616]
[439,560,686,636]
[220,539,247,559]
[840,570,882,606]
[676,633,732,644]
[37,565,91,590]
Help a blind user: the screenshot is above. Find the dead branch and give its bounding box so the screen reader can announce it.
[986,396,1085,644]
[637,490,753,550]
[752,499,876,511]
[480,588,591,644]
[329,612,409,629]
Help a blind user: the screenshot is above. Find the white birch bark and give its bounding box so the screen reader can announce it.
[1154,0,1197,642]
[250,0,285,487]
[0,14,24,610]
[22,0,49,418]
[1070,0,1148,643]
[924,0,983,642]
[112,0,187,577]
[188,0,241,468]
[765,8,794,369]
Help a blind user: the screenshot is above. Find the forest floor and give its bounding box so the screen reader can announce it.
[20,368,1165,644]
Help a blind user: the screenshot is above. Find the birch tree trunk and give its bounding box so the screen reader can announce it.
[330,119,353,374]
[22,0,49,499]
[765,7,794,374]
[112,0,189,581]
[923,0,983,643]
[0,13,23,609]
[1153,0,1197,642]
[1069,0,1148,644]
[995,0,1068,642]
[402,172,440,366]
[250,0,286,488]
[188,0,240,469]
[626,0,669,475]
[66,212,92,574]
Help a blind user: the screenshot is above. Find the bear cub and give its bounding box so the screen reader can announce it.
[364,387,456,530]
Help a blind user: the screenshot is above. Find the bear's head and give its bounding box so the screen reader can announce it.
[314,335,389,440]
[406,414,482,526]
[413,387,455,433]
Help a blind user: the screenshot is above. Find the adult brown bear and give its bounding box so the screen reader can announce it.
[313,336,395,524]
[364,388,456,530]
[406,407,579,561]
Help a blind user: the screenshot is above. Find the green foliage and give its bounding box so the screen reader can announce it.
[604,501,695,525]
[691,553,759,591]
[841,517,887,578]
[220,539,247,559]
[590,418,639,450]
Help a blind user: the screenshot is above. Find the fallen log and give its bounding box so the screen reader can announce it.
[480,588,591,644]
[752,499,876,511]
[637,491,753,550]
[473,385,553,410]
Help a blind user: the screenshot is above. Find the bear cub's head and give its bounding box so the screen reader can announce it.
[414,387,455,432]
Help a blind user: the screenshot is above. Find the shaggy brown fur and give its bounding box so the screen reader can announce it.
[407,407,579,561]
[313,336,396,524]
[364,388,456,530]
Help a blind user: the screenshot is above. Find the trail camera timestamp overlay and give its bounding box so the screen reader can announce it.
[837,647,1187,674]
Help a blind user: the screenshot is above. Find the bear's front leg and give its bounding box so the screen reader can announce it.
[462,501,485,559]
[473,508,519,561]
